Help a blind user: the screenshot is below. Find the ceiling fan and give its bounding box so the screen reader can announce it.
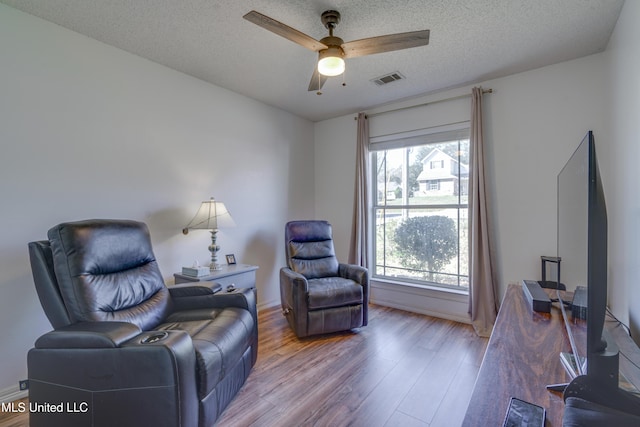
[243,10,430,93]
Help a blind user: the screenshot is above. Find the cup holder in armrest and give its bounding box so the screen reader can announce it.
[140,331,169,344]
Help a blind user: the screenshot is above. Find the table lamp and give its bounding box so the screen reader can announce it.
[182,197,235,270]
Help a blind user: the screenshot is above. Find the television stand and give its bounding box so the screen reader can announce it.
[462,284,640,426]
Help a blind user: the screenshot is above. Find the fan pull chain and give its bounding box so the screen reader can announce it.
[317,72,322,95]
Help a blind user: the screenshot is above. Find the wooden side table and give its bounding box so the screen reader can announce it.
[174,264,258,290]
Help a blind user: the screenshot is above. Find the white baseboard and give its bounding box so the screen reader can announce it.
[0,385,28,404]
[258,299,280,311]
[370,279,471,324]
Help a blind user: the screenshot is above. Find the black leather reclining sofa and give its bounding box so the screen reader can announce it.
[27,219,257,427]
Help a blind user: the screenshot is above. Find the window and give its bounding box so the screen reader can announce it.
[430,160,444,169]
[371,127,469,290]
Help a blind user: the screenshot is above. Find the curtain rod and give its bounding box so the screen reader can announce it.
[356,88,493,120]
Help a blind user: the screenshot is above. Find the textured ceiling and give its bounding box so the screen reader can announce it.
[0,0,625,121]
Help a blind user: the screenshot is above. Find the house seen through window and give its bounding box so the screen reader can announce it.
[372,129,470,290]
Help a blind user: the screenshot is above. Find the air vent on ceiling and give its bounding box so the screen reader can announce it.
[371,71,405,86]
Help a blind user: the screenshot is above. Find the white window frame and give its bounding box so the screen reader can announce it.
[369,123,470,292]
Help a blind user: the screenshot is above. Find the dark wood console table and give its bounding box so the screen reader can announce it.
[462,283,640,426]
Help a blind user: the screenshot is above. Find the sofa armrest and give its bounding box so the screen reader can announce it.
[210,287,256,311]
[34,321,141,349]
[28,328,198,427]
[169,287,258,360]
[168,282,222,298]
[170,285,256,312]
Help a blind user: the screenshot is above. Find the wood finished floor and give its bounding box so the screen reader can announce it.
[0,304,487,427]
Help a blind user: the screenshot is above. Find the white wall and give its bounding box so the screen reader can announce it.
[315,53,608,319]
[0,4,314,398]
[602,0,640,337]
[484,54,607,293]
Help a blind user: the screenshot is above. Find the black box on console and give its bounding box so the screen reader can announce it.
[522,280,552,313]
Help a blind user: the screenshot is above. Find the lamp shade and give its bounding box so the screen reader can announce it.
[183,197,235,232]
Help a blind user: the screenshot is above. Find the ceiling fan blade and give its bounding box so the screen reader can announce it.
[308,67,329,92]
[342,30,430,58]
[243,10,327,52]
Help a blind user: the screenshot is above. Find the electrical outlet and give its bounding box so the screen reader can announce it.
[19,380,29,390]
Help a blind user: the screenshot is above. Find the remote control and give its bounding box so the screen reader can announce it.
[503,397,545,427]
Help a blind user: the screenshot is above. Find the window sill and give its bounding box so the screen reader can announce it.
[370,278,471,324]
[372,276,469,296]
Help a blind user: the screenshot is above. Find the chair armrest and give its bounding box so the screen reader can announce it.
[280,267,308,291]
[34,321,142,349]
[339,263,370,327]
[168,282,222,298]
[279,267,311,336]
[339,263,369,286]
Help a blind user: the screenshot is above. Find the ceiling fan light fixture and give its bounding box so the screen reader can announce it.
[243,9,429,91]
[317,47,345,76]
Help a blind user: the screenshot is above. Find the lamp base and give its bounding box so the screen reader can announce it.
[208,229,221,271]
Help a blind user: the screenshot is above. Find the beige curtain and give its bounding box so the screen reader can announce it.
[468,87,499,337]
[348,112,369,267]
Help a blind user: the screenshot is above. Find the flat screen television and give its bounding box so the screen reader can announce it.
[556,131,640,412]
